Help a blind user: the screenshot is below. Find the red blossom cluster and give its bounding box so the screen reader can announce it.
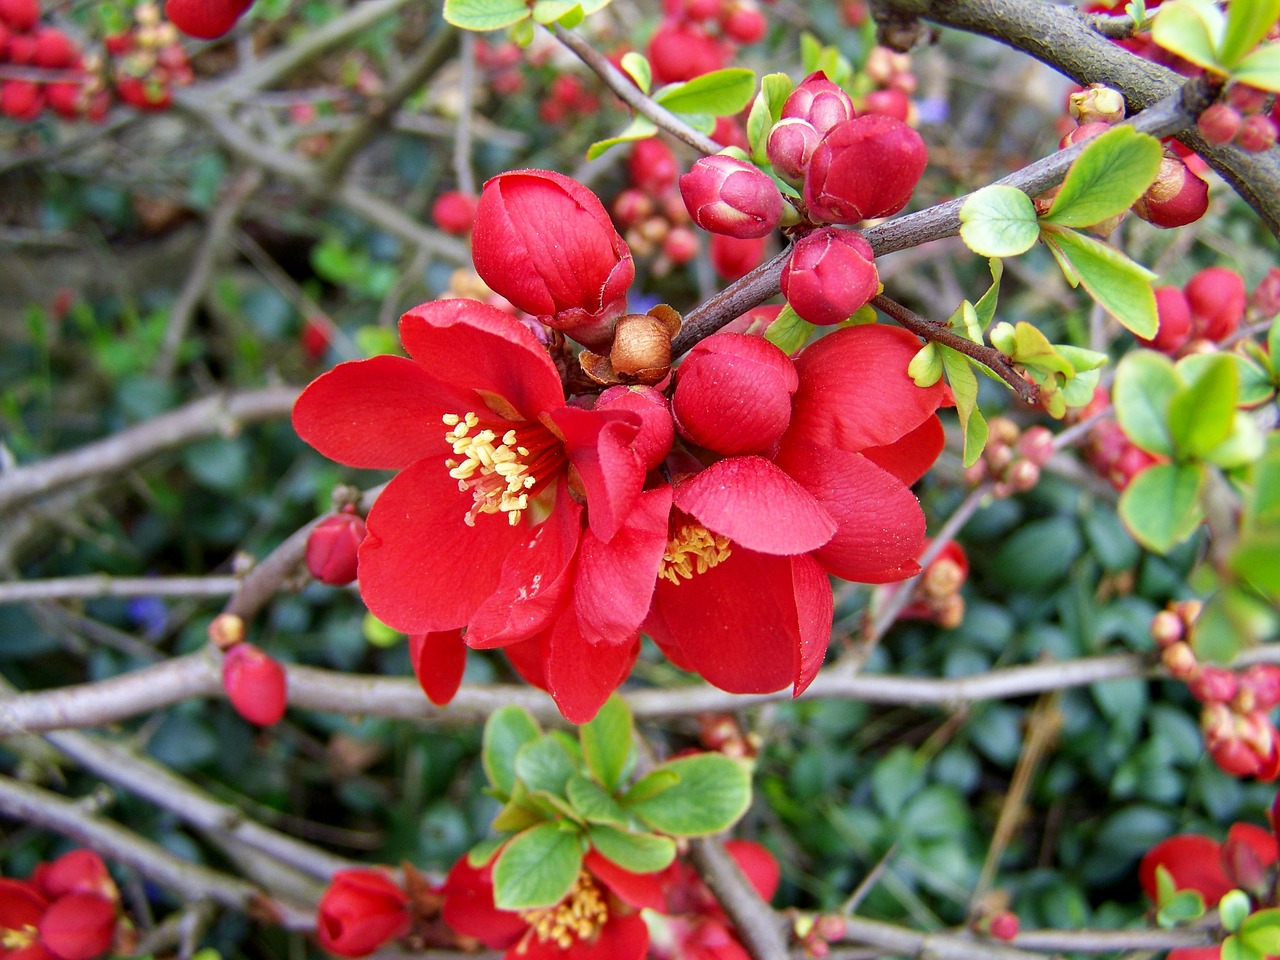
[1139,266,1247,355]
[1156,601,1280,781]
[1080,386,1160,491]
[961,417,1054,497]
[293,168,947,722]
[613,139,701,274]
[646,0,767,86]
[0,850,120,960]
[0,0,109,121]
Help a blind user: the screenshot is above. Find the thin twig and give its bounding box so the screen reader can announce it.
[689,837,792,960]
[0,575,242,604]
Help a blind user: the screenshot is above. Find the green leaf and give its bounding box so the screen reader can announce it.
[973,258,1003,332]
[764,304,814,355]
[1223,934,1267,960]
[1220,0,1280,65]
[492,822,584,910]
[909,343,943,388]
[566,773,631,826]
[1157,888,1207,926]
[1044,126,1163,227]
[467,836,506,867]
[656,68,757,116]
[1151,0,1227,72]
[579,695,634,794]
[746,74,791,165]
[627,754,751,836]
[1201,411,1265,470]
[515,736,578,798]
[588,824,677,873]
[1040,227,1158,338]
[1271,316,1280,362]
[762,72,794,118]
[1118,462,1206,553]
[940,346,989,468]
[531,0,578,23]
[483,706,542,798]
[1222,890,1253,933]
[1114,350,1179,456]
[621,768,679,805]
[958,185,1039,257]
[1232,42,1280,92]
[1168,353,1238,458]
[444,0,530,30]
[1009,322,1076,376]
[586,116,659,160]
[620,52,651,94]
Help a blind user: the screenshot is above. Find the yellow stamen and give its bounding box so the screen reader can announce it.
[444,412,539,526]
[658,522,733,584]
[1,926,38,951]
[518,873,609,950]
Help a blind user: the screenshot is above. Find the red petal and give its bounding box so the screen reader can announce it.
[409,630,467,706]
[1227,822,1279,867]
[0,879,47,928]
[543,616,640,723]
[292,355,467,470]
[359,460,528,633]
[398,300,565,421]
[860,414,945,486]
[550,405,645,543]
[790,553,833,695]
[440,858,527,949]
[1139,835,1232,905]
[521,913,649,960]
[786,325,948,454]
[466,489,583,648]
[724,840,780,901]
[775,443,925,583]
[585,851,668,912]
[574,486,673,645]
[673,457,834,555]
[38,893,116,960]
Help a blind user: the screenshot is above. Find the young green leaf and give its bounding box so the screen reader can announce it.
[958,185,1039,257]
[579,694,635,794]
[565,773,631,827]
[1219,0,1280,66]
[586,116,659,161]
[1222,934,1266,960]
[1150,0,1227,72]
[627,754,751,836]
[1118,461,1206,553]
[1041,226,1158,338]
[1232,42,1280,92]
[909,343,943,388]
[764,304,815,355]
[656,69,757,116]
[1114,350,1180,456]
[483,706,542,798]
[972,258,1003,332]
[1043,126,1163,228]
[1200,411,1265,470]
[466,836,506,868]
[444,0,531,31]
[1168,353,1239,458]
[940,346,989,467]
[587,824,677,873]
[492,821,584,910]
[621,52,651,94]
[531,0,578,24]
[514,735,577,798]
[620,767,680,805]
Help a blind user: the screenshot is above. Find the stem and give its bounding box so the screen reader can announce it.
[689,838,792,960]
[0,575,242,604]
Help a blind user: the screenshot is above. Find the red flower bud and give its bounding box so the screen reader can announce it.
[306,513,367,586]
[1059,121,1112,149]
[165,0,253,39]
[713,115,750,152]
[34,851,117,903]
[629,138,679,194]
[1016,426,1054,467]
[472,169,634,349]
[301,316,331,361]
[1138,286,1192,353]
[38,893,116,960]
[7,31,35,64]
[673,333,798,456]
[804,115,927,224]
[709,233,766,281]
[1150,609,1185,648]
[1237,113,1278,152]
[0,0,39,32]
[222,643,287,726]
[861,87,911,122]
[680,155,783,239]
[647,22,728,85]
[781,71,855,135]
[1241,664,1280,711]
[989,911,1020,942]
[316,870,411,958]
[1227,83,1271,113]
[1185,266,1245,342]
[721,1,766,44]
[1221,829,1271,895]
[1197,103,1243,145]
[1188,666,1239,704]
[767,117,820,184]
[663,225,700,264]
[1131,156,1209,229]
[781,227,878,325]
[596,385,675,470]
[33,28,77,69]
[430,191,476,235]
[1248,266,1280,320]
[1,80,44,122]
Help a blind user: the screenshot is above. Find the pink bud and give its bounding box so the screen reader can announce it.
[596,385,676,470]
[860,88,911,122]
[662,225,699,264]
[1241,665,1280,710]
[989,911,1020,942]
[672,333,798,456]
[781,227,878,325]
[430,191,477,235]
[33,28,78,69]
[1016,426,1054,467]
[472,169,634,349]
[1185,266,1246,342]
[1227,83,1271,114]
[1138,286,1192,354]
[38,893,117,960]
[1197,103,1243,145]
[629,138,680,194]
[1221,831,1271,894]
[222,643,288,726]
[306,513,367,586]
[317,870,411,957]
[767,117,820,184]
[647,22,728,85]
[0,0,40,32]
[612,187,654,227]
[680,155,783,239]
[713,115,750,152]
[804,115,927,224]
[1162,641,1197,678]
[709,233,766,281]
[1237,113,1278,152]
[1188,666,1239,704]
[1150,610,1185,648]
[1059,121,1112,148]
[1131,156,1209,229]
[1248,267,1280,320]
[781,71,855,135]
[721,1,767,44]
[1,80,44,122]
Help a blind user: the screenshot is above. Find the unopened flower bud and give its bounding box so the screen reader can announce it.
[1222,831,1271,895]
[781,71,855,135]
[1162,641,1198,679]
[1006,458,1040,492]
[922,557,966,599]
[629,138,679,194]
[680,155,783,239]
[430,191,477,235]
[662,226,699,265]
[1059,121,1111,148]
[989,911,1020,942]
[1187,665,1239,704]
[208,612,245,650]
[612,188,654,227]
[1132,156,1209,229]
[306,513,367,586]
[805,115,927,224]
[767,117,821,184]
[1174,599,1203,626]
[1197,102,1244,145]
[1016,426,1054,466]
[1139,286,1193,354]
[222,643,287,726]
[862,88,912,122]
[1150,609,1185,648]
[1241,665,1280,711]
[317,870,411,957]
[1248,267,1280,319]
[610,305,681,385]
[1069,84,1125,125]
[1186,266,1246,342]
[1237,113,1278,152]
[1227,83,1271,114]
[936,594,965,629]
[781,227,878,325]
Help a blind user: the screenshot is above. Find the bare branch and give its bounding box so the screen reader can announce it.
[0,575,242,604]
[690,838,792,960]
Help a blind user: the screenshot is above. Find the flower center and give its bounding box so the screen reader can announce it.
[518,872,609,949]
[1,926,38,951]
[658,522,733,584]
[443,412,561,526]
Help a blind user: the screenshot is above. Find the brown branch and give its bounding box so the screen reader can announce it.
[689,838,792,960]
[0,575,243,604]
[871,294,1040,406]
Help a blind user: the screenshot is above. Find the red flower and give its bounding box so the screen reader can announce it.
[0,874,116,960]
[221,643,288,726]
[165,0,253,39]
[441,852,659,960]
[645,325,947,695]
[472,171,635,350]
[803,114,928,225]
[316,870,411,957]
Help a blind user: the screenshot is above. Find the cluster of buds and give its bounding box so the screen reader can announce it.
[698,712,762,760]
[209,612,288,727]
[859,45,918,123]
[1139,265,1246,355]
[0,849,122,960]
[474,37,524,97]
[0,0,110,121]
[1198,83,1278,153]
[792,913,849,958]
[106,3,193,113]
[962,417,1053,498]
[164,0,254,40]
[614,138,700,275]
[1155,601,1280,781]
[1078,387,1158,491]
[538,70,601,124]
[646,0,767,86]
[897,540,969,629]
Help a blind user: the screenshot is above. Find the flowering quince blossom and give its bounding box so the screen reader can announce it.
[645,324,948,695]
[315,869,412,957]
[1,850,118,960]
[441,851,663,960]
[293,299,674,722]
[1140,822,1279,960]
[471,169,635,351]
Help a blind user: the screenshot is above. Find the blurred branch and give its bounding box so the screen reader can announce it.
[453,32,478,197]
[0,575,242,604]
[690,838,792,960]
[0,386,300,516]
